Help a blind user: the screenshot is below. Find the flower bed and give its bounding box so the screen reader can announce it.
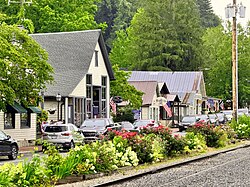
[0,120,245,187]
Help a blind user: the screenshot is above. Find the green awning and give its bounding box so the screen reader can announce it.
[28,106,42,113]
[7,102,27,113]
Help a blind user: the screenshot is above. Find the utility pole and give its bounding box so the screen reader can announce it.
[225,1,246,122]
[232,0,237,121]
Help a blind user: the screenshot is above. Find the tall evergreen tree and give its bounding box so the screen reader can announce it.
[111,0,204,71]
[95,0,139,50]
[196,0,221,28]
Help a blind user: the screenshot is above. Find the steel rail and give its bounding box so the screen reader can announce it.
[93,143,250,187]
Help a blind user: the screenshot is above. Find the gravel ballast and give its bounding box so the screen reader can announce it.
[57,141,250,187]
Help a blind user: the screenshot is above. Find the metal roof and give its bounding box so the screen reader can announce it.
[129,71,205,104]
[129,71,204,93]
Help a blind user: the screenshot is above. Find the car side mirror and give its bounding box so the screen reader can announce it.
[6,135,11,140]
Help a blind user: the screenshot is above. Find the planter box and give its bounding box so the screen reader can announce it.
[56,175,84,185]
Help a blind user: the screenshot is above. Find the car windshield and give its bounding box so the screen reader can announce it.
[222,111,232,115]
[182,117,196,122]
[208,114,216,119]
[122,122,133,128]
[134,120,153,127]
[216,113,224,118]
[45,126,68,132]
[199,115,208,120]
[82,120,106,127]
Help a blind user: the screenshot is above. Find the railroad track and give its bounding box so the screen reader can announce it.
[92,143,250,187]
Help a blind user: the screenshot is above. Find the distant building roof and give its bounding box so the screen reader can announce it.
[129,71,206,105]
[31,30,114,97]
[129,71,205,93]
[128,81,158,105]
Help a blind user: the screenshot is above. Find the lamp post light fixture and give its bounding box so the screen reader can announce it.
[225,0,246,122]
[56,93,61,121]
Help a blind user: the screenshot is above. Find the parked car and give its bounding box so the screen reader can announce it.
[118,121,139,132]
[42,123,84,150]
[79,118,121,142]
[133,119,158,130]
[208,114,219,126]
[221,110,233,122]
[197,114,209,124]
[178,115,200,132]
[216,113,227,124]
[238,108,249,116]
[0,130,19,160]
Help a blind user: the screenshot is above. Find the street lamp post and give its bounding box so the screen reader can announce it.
[225,1,246,122]
[56,93,61,121]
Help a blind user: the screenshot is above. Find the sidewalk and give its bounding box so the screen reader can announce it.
[19,145,42,155]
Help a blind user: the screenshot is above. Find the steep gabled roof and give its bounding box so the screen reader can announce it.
[128,81,158,105]
[30,30,114,97]
[129,71,206,95]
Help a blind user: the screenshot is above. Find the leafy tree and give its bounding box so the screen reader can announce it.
[202,24,250,107]
[110,64,143,109]
[111,0,204,71]
[196,0,221,28]
[0,0,106,33]
[0,23,54,110]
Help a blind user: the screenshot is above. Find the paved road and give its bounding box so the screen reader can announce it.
[110,146,250,187]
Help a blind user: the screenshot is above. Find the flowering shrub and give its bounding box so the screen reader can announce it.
[115,146,139,167]
[230,115,250,139]
[90,141,118,171]
[187,121,228,147]
[140,125,172,140]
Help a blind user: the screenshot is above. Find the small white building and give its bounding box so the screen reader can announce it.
[31,30,115,127]
[0,103,41,146]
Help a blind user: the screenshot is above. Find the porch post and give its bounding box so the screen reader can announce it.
[65,97,68,124]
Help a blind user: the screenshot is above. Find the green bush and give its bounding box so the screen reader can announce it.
[187,122,228,148]
[230,115,250,139]
[184,132,207,152]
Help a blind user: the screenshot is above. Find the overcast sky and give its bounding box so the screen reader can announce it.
[211,0,250,26]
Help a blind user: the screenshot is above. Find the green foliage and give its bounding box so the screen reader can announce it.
[196,0,221,28]
[0,163,15,187]
[111,0,204,71]
[187,122,230,147]
[230,115,250,139]
[95,0,140,49]
[90,141,118,172]
[113,107,135,123]
[0,0,106,33]
[37,109,48,124]
[0,23,54,110]
[42,143,63,180]
[110,64,143,109]
[202,25,250,107]
[185,132,207,152]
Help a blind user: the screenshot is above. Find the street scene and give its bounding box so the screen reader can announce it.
[1,0,250,186]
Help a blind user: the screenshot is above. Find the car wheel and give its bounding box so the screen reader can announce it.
[179,127,183,132]
[8,145,18,160]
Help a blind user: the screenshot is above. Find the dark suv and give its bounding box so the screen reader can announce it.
[0,130,19,160]
[79,118,121,142]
